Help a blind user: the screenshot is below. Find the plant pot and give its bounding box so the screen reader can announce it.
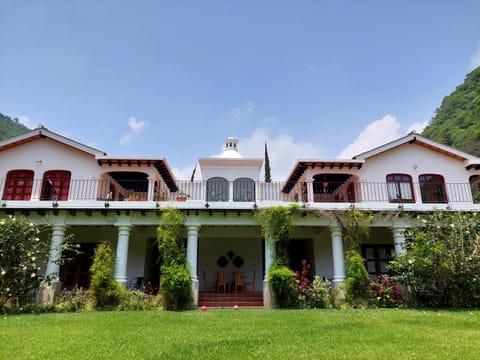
[176,196,187,202]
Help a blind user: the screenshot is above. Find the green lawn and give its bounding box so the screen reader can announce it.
[1,308,479,359]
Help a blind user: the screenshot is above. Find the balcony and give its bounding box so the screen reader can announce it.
[0,178,478,207]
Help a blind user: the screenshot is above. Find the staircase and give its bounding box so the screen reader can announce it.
[198,292,263,309]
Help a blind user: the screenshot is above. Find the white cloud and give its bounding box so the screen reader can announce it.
[406,120,429,134]
[471,42,480,69]
[338,115,400,159]
[172,164,198,181]
[338,115,430,159]
[119,116,149,146]
[228,101,255,123]
[16,115,35,129]
[239,128,323,180]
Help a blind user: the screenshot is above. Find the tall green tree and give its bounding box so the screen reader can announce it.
[0,113,30,140]
[264,142,272,183]
[422,67,480,155]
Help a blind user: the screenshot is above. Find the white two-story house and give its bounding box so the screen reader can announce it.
[1,127,480,307]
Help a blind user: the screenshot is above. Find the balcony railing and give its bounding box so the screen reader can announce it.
[0,178,478,205]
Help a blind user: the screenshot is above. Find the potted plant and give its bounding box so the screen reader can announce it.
[156,191,167,201]
[176,191,190,202]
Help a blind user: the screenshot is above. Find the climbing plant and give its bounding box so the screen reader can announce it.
[157,207,191,310]
[332,205,374,252]
[255,204,298,265]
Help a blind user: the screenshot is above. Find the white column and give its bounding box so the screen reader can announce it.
[330,226,345,286]
[392,227,405,255]
[263,237,276,307]
[45,224,67,280]
[114,225,131,287]
[187,225,200,281]
[264,238,275,281]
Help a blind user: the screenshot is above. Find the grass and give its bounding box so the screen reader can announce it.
[1,308,480,359]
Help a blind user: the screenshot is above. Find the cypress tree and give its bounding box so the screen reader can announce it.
[264,142,272,183]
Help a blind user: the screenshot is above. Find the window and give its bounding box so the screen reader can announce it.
[3,170,34,200]
[361,244,394,280]
[206,177,229,202]
[419,174,447,203]
[41,170,71,201]
[386,174,414,203]
[233,178,255,202]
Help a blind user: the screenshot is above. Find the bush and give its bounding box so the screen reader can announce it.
[55,287,88,312]
[118,290,162,311]
[160,264,191,310]
[304,276,332,308]
[390,211,480,307]
[89,241,125,309]
[372,275,402,308]
[345,250,371,306]
[268,264,300,308]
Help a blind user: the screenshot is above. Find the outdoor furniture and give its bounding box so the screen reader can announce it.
[232,271,245,293]
[128,277,144,291]
[244,270,256,292]
[216,270,227,293]
[202,270,215,293]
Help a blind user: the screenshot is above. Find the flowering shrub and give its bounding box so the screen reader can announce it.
[390,211,480,307]
[55,287,89,312]
[296,259,311,296]
[118,290,162,311]
[372,276,402,307]
[304,276,336,308]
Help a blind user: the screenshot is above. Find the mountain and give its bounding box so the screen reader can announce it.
[422,67,480,156]
[0,113,31,140]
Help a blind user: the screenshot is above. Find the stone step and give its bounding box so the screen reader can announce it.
[198,292,263,308]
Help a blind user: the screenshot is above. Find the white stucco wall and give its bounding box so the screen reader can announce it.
[357,143,470,183]
[199,236,263,292]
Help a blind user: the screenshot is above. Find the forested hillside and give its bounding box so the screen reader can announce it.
[422,67,480,156]
[0,113,30,140]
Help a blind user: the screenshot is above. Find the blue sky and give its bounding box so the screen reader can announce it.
[1,1,480,180]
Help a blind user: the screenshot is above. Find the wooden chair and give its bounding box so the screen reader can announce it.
[202,270,215,293]
[244,270,256,292]
[216,270,227,293]
[232,271,245,293]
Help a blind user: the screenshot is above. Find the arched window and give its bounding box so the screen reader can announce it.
[419,174,447,203]
[41,170,71,201]
[207,177,229,202]
[386,174,414,203]
[233,178,255,202]
[3,170,34,200]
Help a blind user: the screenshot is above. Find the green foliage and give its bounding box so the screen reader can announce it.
[0,216,76,309]
[0,113,30,140]
[390,211,480,307]
[304,276,337,309]
[159,264,191,310]
[268,263,300,308]
[345,250,371,306]
[255,205,297,265]
[157,207,186,267]
[117,291,162,311]
[371,275,403,308]
[422,67,480,155]
[334,205,373,251]
[157,208,191,310]
[89,241,125,309]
